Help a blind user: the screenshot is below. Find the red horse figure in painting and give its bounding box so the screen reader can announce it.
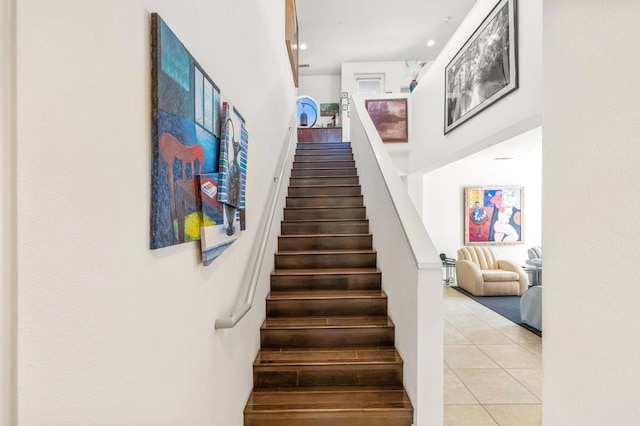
[160,133,205,243]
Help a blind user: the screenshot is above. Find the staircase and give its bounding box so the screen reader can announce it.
[244,141,414,426]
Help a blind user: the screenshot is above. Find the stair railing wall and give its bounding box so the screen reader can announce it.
[350,94,444,426]
[215,113,297,330]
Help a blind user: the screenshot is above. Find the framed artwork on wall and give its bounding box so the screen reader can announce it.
[365,98,408,142]
[320,103,340,116]
[464,186,524,245]
[444,0,518,134]
[285,0,299,87]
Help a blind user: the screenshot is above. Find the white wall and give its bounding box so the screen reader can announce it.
[544,2,640,424]
[15,0,296,424]
[423,127,541,264]
[298,74,341,127]
[410,0,542,174]
[1,0,16,423]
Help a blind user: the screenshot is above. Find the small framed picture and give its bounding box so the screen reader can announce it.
[342,104,348,111]
[341,92,348,98]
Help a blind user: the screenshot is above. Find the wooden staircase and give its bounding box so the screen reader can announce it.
[244,142,414,426]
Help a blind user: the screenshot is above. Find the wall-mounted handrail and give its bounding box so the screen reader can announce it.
[215,114,297,329]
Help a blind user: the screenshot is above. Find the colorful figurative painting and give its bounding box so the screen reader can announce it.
[365,98,408,142]
[464,186,524,245]
[150,13,222,249]
[217,102,248,209]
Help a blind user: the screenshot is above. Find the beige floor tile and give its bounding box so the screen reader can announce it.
[484,404,542,426]
[444,405,498,425]
[520,343,542,358]
[478,344,542,369]
[445,326,473,345]
[445,369,479,404]
[506,369,542,399]
[456,369,539,404]
[444,345,500,369]
[445,313,490,328]
[494,325,541,345]
[457,327,516,345]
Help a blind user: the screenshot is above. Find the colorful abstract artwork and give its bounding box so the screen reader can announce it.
[365,98,408,142]
[464,186,524,245]
[150,14,248,265]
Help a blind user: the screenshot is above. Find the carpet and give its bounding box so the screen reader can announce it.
[452,286,542,337]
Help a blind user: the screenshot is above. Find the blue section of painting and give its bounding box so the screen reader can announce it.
[203,240,236,266]
[160,19,190,91]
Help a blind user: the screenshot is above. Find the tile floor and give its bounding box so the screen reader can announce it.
[444,285,542,425]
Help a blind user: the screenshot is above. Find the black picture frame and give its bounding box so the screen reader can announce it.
[444,0,518,134]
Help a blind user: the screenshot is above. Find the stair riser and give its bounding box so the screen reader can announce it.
[293,161,355,169]
[278,234,372,251]
[267,298,387,317]
[275,253,377,269]
[290,177,359,186]
[281,221,369,235]
[270,273,381,292]
[261,327,395,348]
[294,148,353,156]
[283,207,366,221]
[254,365,402,387]
[244,412,413,426]
[291,168,357,177]
[296,142,351,150]
[294,154,354,161]
[286,196,363,208]
[288,186,361,197]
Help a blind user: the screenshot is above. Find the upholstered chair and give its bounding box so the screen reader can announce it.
[456,246,529,296]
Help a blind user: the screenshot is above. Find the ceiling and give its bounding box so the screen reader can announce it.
[296,0,478,76]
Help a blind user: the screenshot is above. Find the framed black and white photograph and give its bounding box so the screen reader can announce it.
[444,0,518,134]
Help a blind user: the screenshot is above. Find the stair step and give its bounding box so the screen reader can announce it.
[288,185,361,197]
[244,386,413,426]
[286,195,363,208]
[290,176,359,186]
[267,290,387,317]
[281,219,369,235]
[293,160,356,169]
[296,142,351,150]
[278,234,372,251]
[291,168,357,177]
[294,153,354,161]
[270,268,381,292]
[275,249,377,269]
[284,207,366,221]
[260,316,395,348]
[253,347,402,387]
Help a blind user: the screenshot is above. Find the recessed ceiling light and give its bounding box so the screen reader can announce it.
[427,40,435,47]
[444,16,452,22]
[493,157,514,161]
[300,43,307,50]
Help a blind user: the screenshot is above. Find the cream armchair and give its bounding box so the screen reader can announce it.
[456,246,529,296]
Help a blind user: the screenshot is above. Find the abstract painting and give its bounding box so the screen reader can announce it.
[151,13,221,249]
[445,0,517,134]
[464,186,524,245]
[365,98,408,142]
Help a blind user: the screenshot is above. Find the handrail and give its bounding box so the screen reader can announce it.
[215,113,297,329]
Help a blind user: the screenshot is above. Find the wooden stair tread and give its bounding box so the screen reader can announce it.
[254,347,401,366]
[263,316,393,329]
[245,385,412,412]
[268,290,385,299]
[282,218,368,223]
[271,268,380,276]
[276,249,375,255]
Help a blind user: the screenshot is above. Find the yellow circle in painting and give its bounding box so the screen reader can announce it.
[185,212,216,240]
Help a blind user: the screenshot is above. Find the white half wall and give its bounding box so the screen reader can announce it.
[423,127,541,264]
[15,0,296,424]
[544,2,640,424]
[410,0,542,174]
